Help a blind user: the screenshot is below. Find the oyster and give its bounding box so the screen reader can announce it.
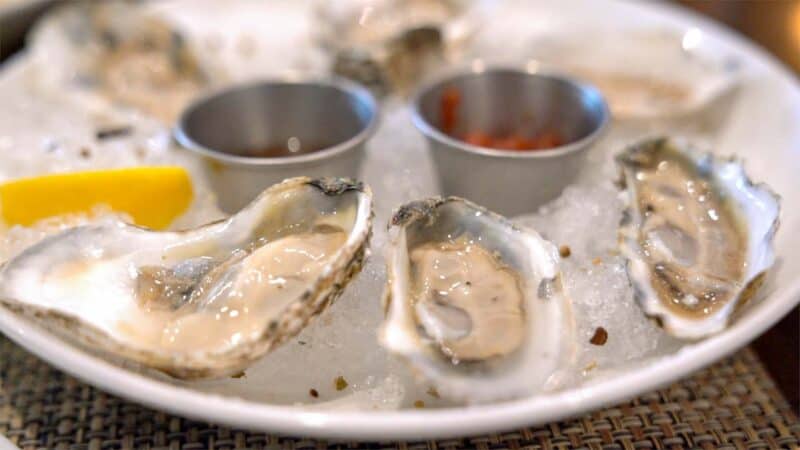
[30,1,214,123]
[616,138,780,339]
[0,178,372,378]
[316,0,482,96]
[380,197,573,402]
[524,29,740,119]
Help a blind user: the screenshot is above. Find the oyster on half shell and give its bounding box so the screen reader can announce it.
[525,29,740,119]
[30,1,215,123]
[380,197,573,402]
[616,138,780,339]
[317,0,484,96]
[0,178,372,378]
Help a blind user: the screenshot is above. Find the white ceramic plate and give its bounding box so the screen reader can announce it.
[0,0,799,441]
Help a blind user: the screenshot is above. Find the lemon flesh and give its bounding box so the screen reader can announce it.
[0,167,193,230]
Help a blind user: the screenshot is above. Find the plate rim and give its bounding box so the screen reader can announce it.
[1,0,799,441]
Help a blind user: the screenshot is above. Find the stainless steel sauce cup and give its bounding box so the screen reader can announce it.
[175,78,378,213]
[412,66,609,216]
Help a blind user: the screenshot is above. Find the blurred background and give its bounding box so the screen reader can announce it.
[678,0,800,74]
[0,0,797,411]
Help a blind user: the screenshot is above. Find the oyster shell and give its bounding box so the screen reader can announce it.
[616,138,780,339]
[0,178,372,378]
[380,197,573,402]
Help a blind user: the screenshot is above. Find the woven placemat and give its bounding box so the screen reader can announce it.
[0,336,797,450]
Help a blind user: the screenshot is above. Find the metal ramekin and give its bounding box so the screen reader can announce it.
[175,77,379,213]
[411,65,610,216]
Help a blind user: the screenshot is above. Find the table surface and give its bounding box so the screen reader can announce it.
[1,335,798,448]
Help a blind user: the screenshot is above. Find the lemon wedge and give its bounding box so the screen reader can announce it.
[0,167,193,230]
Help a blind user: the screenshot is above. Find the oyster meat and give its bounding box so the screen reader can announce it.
[0,178,372,378]
[380,197,573,402]
[617,138,780,339]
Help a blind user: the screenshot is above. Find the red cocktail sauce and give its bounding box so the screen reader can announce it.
[439,88,566,151]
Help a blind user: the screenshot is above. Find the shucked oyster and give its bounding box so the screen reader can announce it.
[380,197,573,402]
[0,178,372,378]
[317,0,482,96]
[524,29,740,119]
[617,138,780,339]
[30,1,214,123]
